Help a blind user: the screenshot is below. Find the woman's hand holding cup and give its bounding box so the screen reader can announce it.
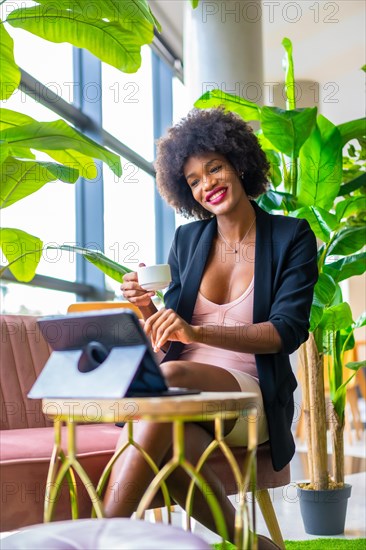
[120,263,155,307]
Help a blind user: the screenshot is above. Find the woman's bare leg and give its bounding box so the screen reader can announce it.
[164,422,237,542]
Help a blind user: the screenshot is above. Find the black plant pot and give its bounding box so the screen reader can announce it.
[297,483,352,535]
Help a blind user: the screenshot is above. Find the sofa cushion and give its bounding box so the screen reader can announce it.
[0,424,120,531]
[1,315,52,430]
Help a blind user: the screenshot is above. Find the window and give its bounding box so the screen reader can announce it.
[0,282,76,315]
[102,47,154,161]
[5,8,74,103]
[103,161,156,296]
[1,9,176,311]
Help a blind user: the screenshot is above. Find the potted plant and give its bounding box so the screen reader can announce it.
[192,37,366,535]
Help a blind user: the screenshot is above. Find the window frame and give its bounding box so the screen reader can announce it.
[2,38,182,303]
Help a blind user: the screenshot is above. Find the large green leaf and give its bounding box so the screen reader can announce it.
[54,244,132,282]
[36,0,159,29]
[0,23,21,100]
[282,38,295,110]
[319,302,353,332]
[0,108,35,131]
[332,383,347,421]
[290,206,338,242]
[51,244,164,301]
[338,172,366,196]
[195,90,261,122]
[0,157,79,209]
[309,304,323,332]
[354,311,366,329]
[338,118,366,147]
[0,109,107,176]
[323,253,366,283]
[346,360,366,371]
[257,190,296,213]
[298,115,342,210]
[0,119,122,177]
[327,226,366,256]
[0,228,42,282]
[313,273,337,307]
[260,106,317,157]
[6,6,144,73]
[332,359,364,419]
[335,196,366,221]
[0,141,10,165]
[263,150,282,188]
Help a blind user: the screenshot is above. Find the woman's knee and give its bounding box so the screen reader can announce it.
[160,361,188,388]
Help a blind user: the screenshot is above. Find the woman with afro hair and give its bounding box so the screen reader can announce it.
[104,108,318,546]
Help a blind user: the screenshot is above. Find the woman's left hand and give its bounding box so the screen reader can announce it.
[144,308,198,352]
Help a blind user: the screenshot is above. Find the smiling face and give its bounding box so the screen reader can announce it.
[183,152,247,216]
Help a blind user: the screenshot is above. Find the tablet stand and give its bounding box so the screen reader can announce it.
[28,344,166,399]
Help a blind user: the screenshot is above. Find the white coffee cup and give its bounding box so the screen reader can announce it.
[137,264,172,291]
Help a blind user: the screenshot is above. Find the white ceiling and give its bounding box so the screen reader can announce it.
[149,0,365,124]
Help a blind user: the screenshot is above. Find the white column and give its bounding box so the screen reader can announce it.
[184,0,264,106]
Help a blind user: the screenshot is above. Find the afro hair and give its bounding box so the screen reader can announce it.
[155,108,270,219]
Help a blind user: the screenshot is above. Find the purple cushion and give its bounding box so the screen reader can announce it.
[2,518,211,549]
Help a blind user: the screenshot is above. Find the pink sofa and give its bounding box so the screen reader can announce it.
[0,315,121,531]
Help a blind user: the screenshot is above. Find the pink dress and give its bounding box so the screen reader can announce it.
[179,277,258,380]
[178,277,268,446]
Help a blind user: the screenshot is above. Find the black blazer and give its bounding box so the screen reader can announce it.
[162,201,318,471]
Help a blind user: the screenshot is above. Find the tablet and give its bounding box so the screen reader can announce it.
[29,309,200,399]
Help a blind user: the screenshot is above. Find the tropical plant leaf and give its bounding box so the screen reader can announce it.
[36,0,159,28]
[329,283,343,306]
[263,150,282,188]
[6,5,144,73]
[338,172,366,196]
[0,227,42,282]
[0,23,21,100]
[0,110,106,177]
[298,115,342,210]
[353,311,366,329]
[195,90,261,122]
[0,142,10,165]
[323,253,366,283]
[0,157,79,209]
[309,304,323,332]
[335,196,366,221]
[257,190,296,213]
[327,226,366,256]
[282,37,295,110]
[53,244,132,281]
[332,360,365,419]
[50,244,164,301]
[0,119,122,177]
[319,302,353,332]
[0,108,35,131]
[338,118,366,147]
[313,273,337,307]
[332,383,347,421]
[290,206,338,242]
[260,106,317,157]
[346,360,366,371]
